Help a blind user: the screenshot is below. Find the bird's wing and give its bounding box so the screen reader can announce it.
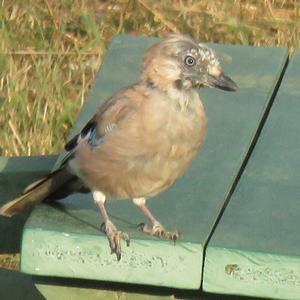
[63,85,140,160]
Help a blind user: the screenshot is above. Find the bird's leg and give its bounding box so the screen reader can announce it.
[133,197,179,241]
[93,191,130,261]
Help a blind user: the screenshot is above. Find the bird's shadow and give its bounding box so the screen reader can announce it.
[50,200,141,233]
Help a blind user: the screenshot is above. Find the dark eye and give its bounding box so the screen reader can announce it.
[184,56,196,66]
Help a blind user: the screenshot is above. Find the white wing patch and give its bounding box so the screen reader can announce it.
[105,123,116,133]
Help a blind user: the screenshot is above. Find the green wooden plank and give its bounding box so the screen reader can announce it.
[0,158,261,300]
[20,35,287,289]
[203,52,300,299]
[0,269,43,300]
[33,276,263,300]
[35,279,175,300]
[0,156,56,252]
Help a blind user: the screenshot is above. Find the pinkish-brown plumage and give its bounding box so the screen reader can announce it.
[0,34,237,260]
[74,83,207,199]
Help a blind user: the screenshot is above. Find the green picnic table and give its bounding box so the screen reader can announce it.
[203,51,300,300]
[0,35,297,299]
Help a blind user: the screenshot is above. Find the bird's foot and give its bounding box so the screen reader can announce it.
[138,221,179,242]
[100,220,130,261]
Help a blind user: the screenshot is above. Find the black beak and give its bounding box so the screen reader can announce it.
[208,73,238,92]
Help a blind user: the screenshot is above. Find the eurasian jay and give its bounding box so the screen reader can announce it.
[0,34,238,260]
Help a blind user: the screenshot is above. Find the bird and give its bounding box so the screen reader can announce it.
[0,34,238,260]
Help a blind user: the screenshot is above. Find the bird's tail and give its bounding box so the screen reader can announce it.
[0,166,74,217]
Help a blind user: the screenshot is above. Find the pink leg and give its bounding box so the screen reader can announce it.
[93,191,129,261]
[133,198,179,241]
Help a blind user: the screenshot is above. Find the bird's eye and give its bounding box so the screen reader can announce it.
[184,56,196,66]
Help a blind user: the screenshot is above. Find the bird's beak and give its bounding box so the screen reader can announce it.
[207,73,238,92]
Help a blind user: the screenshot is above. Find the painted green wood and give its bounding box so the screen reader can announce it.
[0,156,56,252]
[33,277,263,300]
[20,35,288,289]
[0,269,44,300]
[0,157,262,300]
[203,52,300,299]
[0,157,52,300]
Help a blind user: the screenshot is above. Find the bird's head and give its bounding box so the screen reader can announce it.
[142,34,238,92]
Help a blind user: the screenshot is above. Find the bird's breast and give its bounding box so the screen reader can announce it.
[142,90,207,152]
[131,90,207,196]
[73,88,207,199]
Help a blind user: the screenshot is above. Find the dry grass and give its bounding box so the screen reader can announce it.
[0,253,19,270]
[0,0,299,156]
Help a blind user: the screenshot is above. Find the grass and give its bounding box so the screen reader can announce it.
[0,253,19,270]
[0,0,299,156]
[0,0,299,270]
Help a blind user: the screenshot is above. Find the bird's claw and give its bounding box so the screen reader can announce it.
[100,221,130,261]
[138,221,180,243]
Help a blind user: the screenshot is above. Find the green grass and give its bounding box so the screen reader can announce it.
[0,0,299,156]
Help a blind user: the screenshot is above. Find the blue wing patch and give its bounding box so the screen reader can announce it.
[65,122,116,153]
[87,126,105,148]
[87,123,116,149]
